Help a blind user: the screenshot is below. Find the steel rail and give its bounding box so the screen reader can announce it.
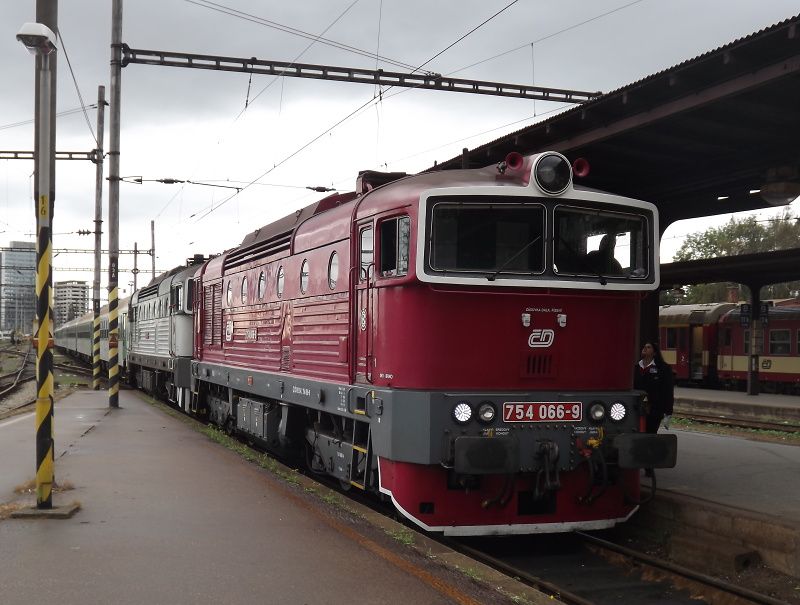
[576,532,789,605]
[677,412,800,434]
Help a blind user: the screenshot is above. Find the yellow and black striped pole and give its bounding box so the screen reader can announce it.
[92,307,101,389]
[91,85,105,391]
[107,280,119,408]
[34,192,54,509]
[33,49,55,509]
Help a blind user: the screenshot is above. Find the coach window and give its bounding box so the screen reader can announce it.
[360,227,373,281]
[241,276,248,305]
[226,281,233,306]
[328,252,339,289]
[665,328,677,349]
[277,266,285,297]
[300,260,310,294]
[769,329,791,355]
[722,327,732,347]
[257,272,266,300]
[379,216,410,277]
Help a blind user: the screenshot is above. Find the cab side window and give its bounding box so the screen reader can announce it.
[379,216,410,277]
[360,227,373,281]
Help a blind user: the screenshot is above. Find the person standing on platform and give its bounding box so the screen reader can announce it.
[634,341,674,434]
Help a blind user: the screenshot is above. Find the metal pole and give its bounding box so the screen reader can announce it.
[746,285,761,396]
[107,0,122,409]
[33,51,55,510]
[150,219,155,279]
[92,85,105,390]
[133,241,138,291]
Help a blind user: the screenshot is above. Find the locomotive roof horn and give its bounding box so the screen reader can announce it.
[572,157,591,179]
[497,151,524,174]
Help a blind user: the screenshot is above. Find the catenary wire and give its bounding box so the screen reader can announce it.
[193,0,525,222]
[0,105,98,132]
[411,0,520,74]
[155,0,370,221]
[185,0,422,73]
[448,0,649,76]
[56,29,98,146]
[234,0,364,117]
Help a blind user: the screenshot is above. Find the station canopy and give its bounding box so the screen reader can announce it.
[431,15,800,231]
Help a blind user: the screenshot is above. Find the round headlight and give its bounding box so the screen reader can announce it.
[477,402,496,424]
[534,153,571,194]
[589,402,606,422]
[453,401,472,424]
[609,402,626,422]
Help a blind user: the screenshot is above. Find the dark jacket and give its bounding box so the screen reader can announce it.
[633,361,674,417]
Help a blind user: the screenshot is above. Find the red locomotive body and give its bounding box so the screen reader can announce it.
[187,152,676,535]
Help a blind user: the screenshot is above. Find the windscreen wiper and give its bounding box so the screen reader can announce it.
[487,236,542,281]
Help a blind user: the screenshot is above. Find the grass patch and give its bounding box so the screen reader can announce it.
[455,565,482,582]
[384,527,415,545]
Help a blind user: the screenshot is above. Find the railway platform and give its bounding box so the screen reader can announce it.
[0,388,798,605]
[674,386,800,428]
[636,386,800,578]
[0,390,529,605]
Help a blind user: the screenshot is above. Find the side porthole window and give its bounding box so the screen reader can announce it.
[277,266,285,298]
[241,276,248,305]
[257,272,266,300]
[328,252,339,290]
[300,260,309,294]
[226,281,233,306]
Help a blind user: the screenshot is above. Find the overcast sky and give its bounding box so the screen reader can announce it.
[1,0,798,297]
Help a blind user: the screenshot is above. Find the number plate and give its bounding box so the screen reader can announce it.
[503,402,582,423]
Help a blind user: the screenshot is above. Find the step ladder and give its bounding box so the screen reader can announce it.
[349,408,373,490]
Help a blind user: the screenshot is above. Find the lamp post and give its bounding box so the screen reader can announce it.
[17,21,57,510]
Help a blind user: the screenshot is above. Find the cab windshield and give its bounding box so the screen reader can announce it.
[553,206,648,278]
[429,200,545,275]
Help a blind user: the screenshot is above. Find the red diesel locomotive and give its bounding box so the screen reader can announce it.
[153,152,676,535]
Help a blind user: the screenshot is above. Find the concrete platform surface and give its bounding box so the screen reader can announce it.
[646,425,800,577]
[674,387,800,425]
[0,391,514,605]
[655,428,800,521]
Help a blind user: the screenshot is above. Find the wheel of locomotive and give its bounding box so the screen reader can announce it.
[223,416,235,436]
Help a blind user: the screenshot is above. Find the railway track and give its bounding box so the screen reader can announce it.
[677,412,800,434]
[447,531,788,605]
[0,347,35,398]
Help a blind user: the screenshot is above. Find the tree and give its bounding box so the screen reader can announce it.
[664,209,800,304]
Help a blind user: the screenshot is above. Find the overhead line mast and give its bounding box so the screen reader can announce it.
[121,47,601,105]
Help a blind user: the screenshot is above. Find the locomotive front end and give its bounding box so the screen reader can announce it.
[374,152,677,534]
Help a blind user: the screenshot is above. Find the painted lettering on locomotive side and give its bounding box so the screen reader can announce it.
[292,385,311,397]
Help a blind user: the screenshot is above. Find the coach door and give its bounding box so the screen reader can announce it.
[355,222,375,383]
[688,310,706,380]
